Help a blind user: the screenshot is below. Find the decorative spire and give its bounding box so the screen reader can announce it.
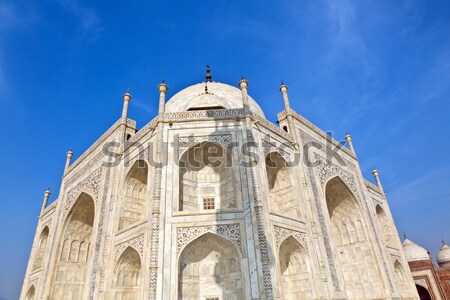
[157,79,169,114]
[64,147,74,173]
[205,64,212,82]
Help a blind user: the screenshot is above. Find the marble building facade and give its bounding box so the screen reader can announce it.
[20,71,419,300]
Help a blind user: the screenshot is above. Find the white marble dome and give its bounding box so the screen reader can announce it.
[402,238,430,262]
[165,82,265,117]
[437,242,450,267]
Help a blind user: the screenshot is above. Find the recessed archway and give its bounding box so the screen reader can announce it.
[325,176,383,299]
[119,160,148,230]
[178,233,243,299]
[111,247,142,299]
[265,152,299,218]
[179,142,236,211]
[50,192,95,300]
[393,260,411,298]
[376,204,395,247]
[25,285,35,300]
[32,226,49,271]
[279,236,313,299]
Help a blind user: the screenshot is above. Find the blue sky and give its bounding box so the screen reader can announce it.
[0,0,449,299]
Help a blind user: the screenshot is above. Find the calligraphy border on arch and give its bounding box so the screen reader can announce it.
[177,224,242,254]
[178,134,233,157]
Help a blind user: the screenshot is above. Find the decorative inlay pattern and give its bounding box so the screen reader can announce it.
[261,140,291,161]
[114,235,145,262]
[273,226,308,252]
[149,122,164,300]
[177,224,242,254]
[88,167,110,300]
[178,134,233,156]
[162,108,244,120]
[64,168,102,217]
[315,154,360,198]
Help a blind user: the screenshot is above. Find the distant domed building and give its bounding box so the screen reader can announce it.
[403,238,450,300]
[20,69,419,299]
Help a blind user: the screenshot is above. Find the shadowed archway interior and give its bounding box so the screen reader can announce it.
[179,142,236,211]
[178,233,243,300]
[50,192,95,300]
[325,176,383,299]
[279,236,313,299]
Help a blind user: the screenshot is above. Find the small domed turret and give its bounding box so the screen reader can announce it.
[402,238,430,262]
[437,240,450,267]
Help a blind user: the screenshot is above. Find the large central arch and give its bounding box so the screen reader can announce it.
[179,142,236,211]
[325,176,383,299]
[178,233,243,300]
[50,192,95,300]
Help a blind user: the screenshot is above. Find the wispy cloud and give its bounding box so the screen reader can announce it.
[56,0,102,43]
[388,165,450,206]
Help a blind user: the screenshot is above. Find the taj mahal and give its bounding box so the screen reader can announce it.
[20,68,427,300]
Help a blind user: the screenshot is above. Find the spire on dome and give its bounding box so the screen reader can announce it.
[205,64,212,82]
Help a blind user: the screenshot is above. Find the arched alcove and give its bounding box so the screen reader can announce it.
[393,260,410,298]
[178,233,243,299]
[325,176,383,299]
[179,142,236,211]
[279,236,313,299]
[50,192,95,300]
[415,284,432,300]
[376,205,395,247]
[265,152,299,218]
[26,285,35,300]
[119,160,148,230]
[32,226,49,271]
[112,247,142,299]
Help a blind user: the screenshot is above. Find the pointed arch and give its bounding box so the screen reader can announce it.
[179,141,236,211]
[393,259,411,298]
[112,246,142,299]
[325,176,383,299]
[119,159,148,230]
[50,192,95,300]
[279,236,313,299]
[178,232,244,299]
[25,285,36,300]
[376,204,395,247]
[265,151,299,218]
[32,226,49,271]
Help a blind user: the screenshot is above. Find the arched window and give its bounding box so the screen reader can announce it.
[325,176,383,299]
[32,226,49,271]
[178,233,243,299]
[376,205,395,247]
[179,142,236,211]
[265,152,299,218]
[279,236,312,299]
[26,285,36,300]
[112,247,142,299]
[119,160,148,230]
[50,192,95,300]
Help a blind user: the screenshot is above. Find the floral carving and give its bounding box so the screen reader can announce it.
[114,235,145,262]
[64,168,102,217]
[273,225,308,252]
[177,224,242,254]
